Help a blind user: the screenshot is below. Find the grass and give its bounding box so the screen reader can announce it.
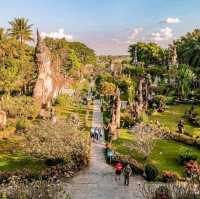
[112,129,145,163]
[0,136,44,172]
[149,104,200,137]
[55,96,93,129]
[0,95,93,173]
[113,129,200,178]
[149,139,200,178]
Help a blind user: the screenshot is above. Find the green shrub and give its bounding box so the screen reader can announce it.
[166,96,175,105]
[54,94,73,107]
[16,118,31,131]
[23,120,90,166]
[138,112,149,123]
[121,112,135,128]
[0,96,40,119]
[144,164,159,181]
[178,149,197,165]
[150,95,167,111]
[196,139,200,149]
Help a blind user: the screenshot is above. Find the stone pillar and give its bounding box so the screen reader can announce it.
[115,88,121,128]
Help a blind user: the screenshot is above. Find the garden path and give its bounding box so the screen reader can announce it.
[64,100,144,199]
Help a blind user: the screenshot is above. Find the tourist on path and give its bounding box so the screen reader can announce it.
[90,128,95,141]
[94,127,99,141]
[115,162,123,181]
[123,164,132,186]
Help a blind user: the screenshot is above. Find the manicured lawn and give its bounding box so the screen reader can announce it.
[55,96,93,129]
[149,139,200,177]
[149,104,200,137]
[0,136,44,172]
[112,129,145,163]
[113,129,200,178]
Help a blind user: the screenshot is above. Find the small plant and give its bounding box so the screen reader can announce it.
[150,95,167,112]
[154,186,173,199]
[185,160,200,178]
[16,118,31,131]
[120,112,135,128]
[0,96,40,119]
[178,149,197,165]
[144,164,159,181]
[54,94,73,107]
[162,171,177,183]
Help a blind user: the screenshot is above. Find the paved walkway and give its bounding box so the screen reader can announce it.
[64,100,143,199]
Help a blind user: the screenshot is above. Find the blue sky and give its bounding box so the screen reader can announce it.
[1,0,200,54]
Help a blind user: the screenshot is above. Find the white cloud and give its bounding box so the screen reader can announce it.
[162,17,180,24]
[127,27,144,44]
[40,29,73,41]
[151,27,173,42]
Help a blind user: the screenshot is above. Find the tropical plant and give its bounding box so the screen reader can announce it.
[129,42,164,66]
[8,17,33,44]
[144,164,159,181]
[175,29,200,68]
[176,64,195,98]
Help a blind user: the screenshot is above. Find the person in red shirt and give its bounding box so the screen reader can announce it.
[115,162,123,181]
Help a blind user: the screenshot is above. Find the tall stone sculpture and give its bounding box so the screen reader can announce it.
[110,87,121,140]
[33,30,67,109]
[133,46,138,65]
[171,45,178,67]
[133,77,149,119]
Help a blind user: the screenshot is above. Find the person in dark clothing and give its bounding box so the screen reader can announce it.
[123,164,132,186]
[94,127,99,141]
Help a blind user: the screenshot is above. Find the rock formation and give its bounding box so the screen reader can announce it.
[33,30,68,109]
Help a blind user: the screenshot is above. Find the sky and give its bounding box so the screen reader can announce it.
[1,0,200,55]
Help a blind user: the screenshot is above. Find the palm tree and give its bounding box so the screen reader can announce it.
[8,18,33,44]
[177,64,195,98]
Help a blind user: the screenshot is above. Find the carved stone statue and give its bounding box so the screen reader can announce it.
[133,77,149,119]
[109,87,121,140]
[171,45,178,67]
[177,119,184,134]
[33,30,68,110]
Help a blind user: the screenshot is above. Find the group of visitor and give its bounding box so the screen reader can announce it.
[90,127,103,141]
[115,162,132,186]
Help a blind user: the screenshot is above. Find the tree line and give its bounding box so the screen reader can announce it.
[0,17,96,96]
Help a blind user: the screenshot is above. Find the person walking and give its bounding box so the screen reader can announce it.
[90,128,95,142]
[115,162,123,181]
[94,127,99,141]
[123,164,132,186]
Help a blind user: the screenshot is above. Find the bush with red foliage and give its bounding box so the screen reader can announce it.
[185,160,200,178]
[162,171,177,183]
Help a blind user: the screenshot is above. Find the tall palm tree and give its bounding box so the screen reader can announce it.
[8,18,33,44]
